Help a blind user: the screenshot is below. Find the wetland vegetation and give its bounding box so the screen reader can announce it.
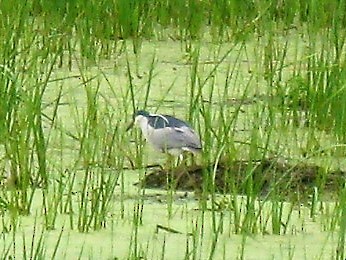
[1,0,346,259]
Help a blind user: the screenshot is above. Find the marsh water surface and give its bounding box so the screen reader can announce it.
[2,37,344,259]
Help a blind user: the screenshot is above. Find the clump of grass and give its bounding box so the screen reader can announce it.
[70,76,121,232]
[0,9,62,217]
[2,0,346,259]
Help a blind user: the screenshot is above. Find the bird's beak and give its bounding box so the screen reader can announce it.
[126,121,134,131]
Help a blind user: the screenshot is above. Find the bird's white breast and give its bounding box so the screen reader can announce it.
[134,115,153,139]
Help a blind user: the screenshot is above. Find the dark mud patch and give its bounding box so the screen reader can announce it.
[140,158,346,200]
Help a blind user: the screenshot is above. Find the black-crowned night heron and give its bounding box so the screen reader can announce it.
[127,110,202,157]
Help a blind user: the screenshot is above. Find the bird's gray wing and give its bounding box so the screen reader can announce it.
[149,126,201,151]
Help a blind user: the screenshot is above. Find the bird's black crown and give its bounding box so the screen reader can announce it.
[134,110,150,118]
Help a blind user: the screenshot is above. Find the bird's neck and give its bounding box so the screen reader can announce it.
[137,117,151,139]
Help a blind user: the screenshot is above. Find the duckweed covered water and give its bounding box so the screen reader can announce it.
[2,170,339,259]
[1,36,344,259]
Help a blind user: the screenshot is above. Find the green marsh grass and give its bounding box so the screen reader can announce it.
[1,0,346,258]
[336,184,346,259]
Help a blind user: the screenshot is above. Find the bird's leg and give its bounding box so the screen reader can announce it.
[176,152,191,169]
[177,153,184,167]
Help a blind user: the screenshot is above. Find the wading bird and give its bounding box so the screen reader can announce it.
[127,110,202,161]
